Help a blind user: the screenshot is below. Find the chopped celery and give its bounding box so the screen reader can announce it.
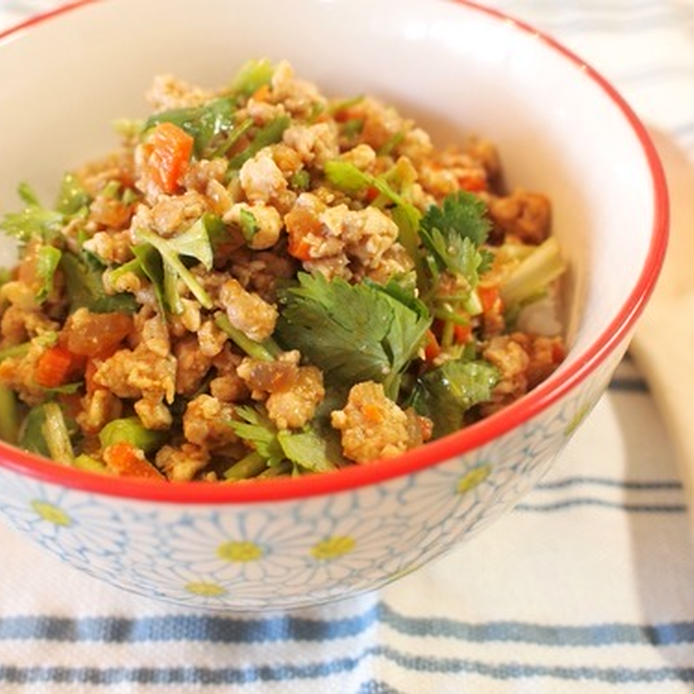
[74,454,109,474]
[214,313,280,362]
[224,452,267,481]
[40,402,74,465]
[0,385,20,444]
[499,236,566,310]
[99,417,167,453]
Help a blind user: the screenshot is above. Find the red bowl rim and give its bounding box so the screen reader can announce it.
[0,0,668,504]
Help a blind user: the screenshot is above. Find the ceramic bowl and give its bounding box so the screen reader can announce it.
[0,0,666,610]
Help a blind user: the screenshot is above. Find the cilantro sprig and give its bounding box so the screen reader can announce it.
[275,273,431,395]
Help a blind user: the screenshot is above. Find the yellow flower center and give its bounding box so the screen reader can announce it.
[216,540,263,562]
[30,500,71,527]
[310,535,355,560]
[456,464,491,494]
[184,581,227,597]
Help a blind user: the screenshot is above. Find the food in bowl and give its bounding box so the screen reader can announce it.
[0,59,566,482]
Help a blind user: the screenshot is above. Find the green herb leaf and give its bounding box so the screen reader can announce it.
[131,244,166,314]
[0,206,64,243]
[276,272,431,388]
[419,191,492,287]
[228,115,291,169]
[17,182,40,207]
[289,169,310,191]
[277,427,336,473]
[55,173,91,215]
[228,405,284,466]
[230,58,275,98]
[35,246,62,304]
[239,208,258,243]
[135,222,214,310]
[411,359,499,437]
[61,252,137,314]
[145,97,236,157]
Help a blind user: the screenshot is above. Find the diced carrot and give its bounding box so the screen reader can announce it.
[458,173,487,192]
[142,122,193,194]
[103,442,162,480]
[35,346,76,388]
[478,285,501,313]
[285,208,321,261]
[363,404,383,424]
[424,330,441,361]
[365,186,379,202]
[251,83,271,102]
[453,323,472,344]
[288,236,312,261]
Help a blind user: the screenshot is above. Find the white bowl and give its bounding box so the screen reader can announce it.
[0,0,666,610]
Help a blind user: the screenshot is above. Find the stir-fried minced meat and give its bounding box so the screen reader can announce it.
[0,58,566,481]
[331,381,432,463]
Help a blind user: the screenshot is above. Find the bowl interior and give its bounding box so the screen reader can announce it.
[0,0,657,439]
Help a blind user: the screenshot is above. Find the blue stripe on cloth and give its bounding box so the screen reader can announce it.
[1,606,692,647]
[608,378,650,393]
[0,651,692,685]
[356,680,404,694]
[515,499,686,513]
[535,476,682,491]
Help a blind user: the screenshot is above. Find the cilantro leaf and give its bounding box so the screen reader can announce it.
[0,206,63,243]
[135,217,214,310]
[228,116,291,169]
[227,405,284,466]
[35,246,62,304]
[419,191,492,289]
[421,191,490,246]
[145,97,236,157]
[411,359,499,437]
[228,404,336,474]
[239,208,258,243]
[230,58,275,98]
[61,252,137,314]
[55,173,91,215]
[1,175,90,244]
[277,428,336,473]
[276,273,431,388]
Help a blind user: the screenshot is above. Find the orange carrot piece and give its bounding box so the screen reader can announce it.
[103,442,162,480]
[35,346,75,388]
[143,122,194,194]
[453,323,472,344]
[251,84,271,102]
[424,330,441,361]
[478,285,501,313]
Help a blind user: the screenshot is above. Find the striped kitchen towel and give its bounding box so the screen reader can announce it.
[0,1,692,693]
